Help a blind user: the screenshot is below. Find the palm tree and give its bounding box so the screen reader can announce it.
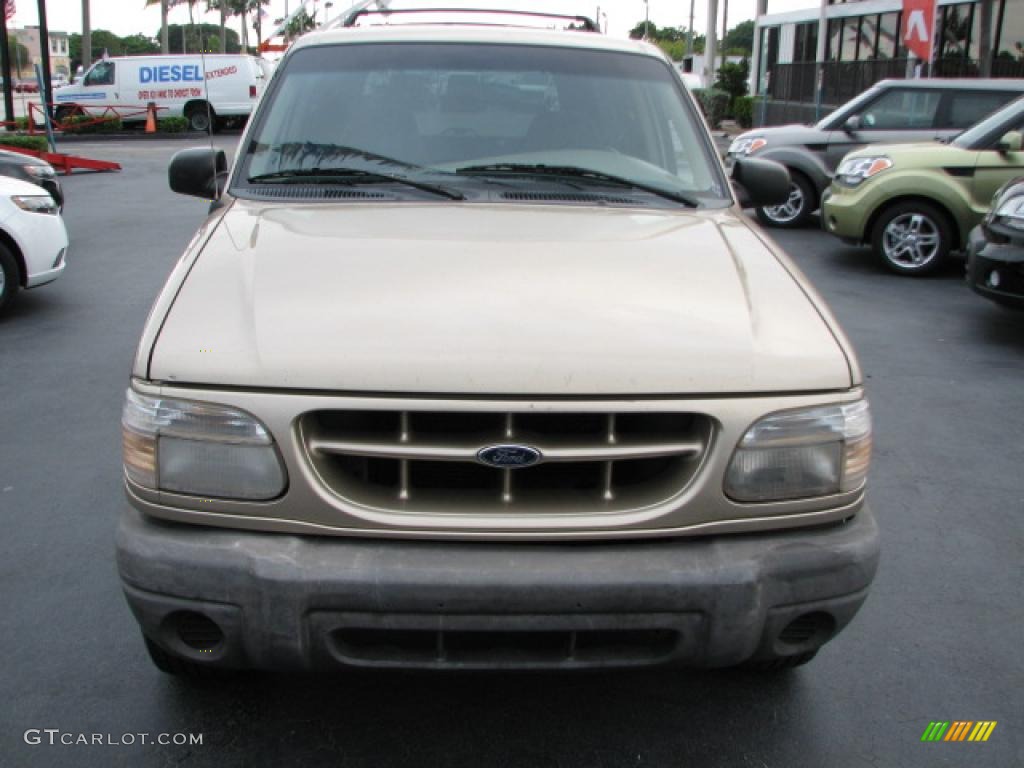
[82,0,92,70]
[248,0,269,52]
[144,0,171,53]
[146,0,200,54]
[207,0,229,53]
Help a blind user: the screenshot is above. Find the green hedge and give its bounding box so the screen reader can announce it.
[0,134,49,152]
[693,88,731,129]
[158,116,189,133]
[61,115,124,134]
[733,96,754,129]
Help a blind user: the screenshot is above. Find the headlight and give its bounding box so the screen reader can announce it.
[11,195,59,215]
[835,156,892,187]
[728,136,767,156]
[994,195,1024,230]
[23,164,56,179]
[725,400,871,503]
[122,389,287,500]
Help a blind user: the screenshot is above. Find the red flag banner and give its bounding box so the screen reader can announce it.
[902,0,936,62]
[4,0,15,22]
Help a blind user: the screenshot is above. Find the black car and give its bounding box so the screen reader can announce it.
[0,149,64,208]
[966,178,1024,310]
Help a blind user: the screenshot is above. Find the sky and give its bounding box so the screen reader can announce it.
[9,0,821,43]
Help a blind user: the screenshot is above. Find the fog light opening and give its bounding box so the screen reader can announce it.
[987,269,1002,289]
[777,611,836,649]
[166,611,225,653]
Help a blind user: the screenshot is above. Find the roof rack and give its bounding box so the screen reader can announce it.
[342,7,600,32]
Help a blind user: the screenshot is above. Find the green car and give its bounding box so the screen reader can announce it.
[822,96,1024,276]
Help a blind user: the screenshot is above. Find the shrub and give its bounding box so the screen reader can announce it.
[714,59,750,107]
[693,88,731,129]
[61,115,123,134]
[0,135,49,152]
[158,116,189,133]
[733,96,754,129]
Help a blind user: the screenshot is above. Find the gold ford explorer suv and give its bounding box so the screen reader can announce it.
[117,9,878,676]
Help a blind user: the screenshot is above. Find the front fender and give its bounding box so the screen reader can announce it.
[860,170,976,248]
[754,148,833,194]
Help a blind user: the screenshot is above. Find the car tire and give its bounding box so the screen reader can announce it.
[743,649,818,671]
[185,104,215,133]
[756,172,815,228]
[0,244,19,313]
[143,636,223,679]
[871,200,952,276]
[54,105,76,123]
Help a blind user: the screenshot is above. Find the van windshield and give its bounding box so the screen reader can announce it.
[237,43,728,205]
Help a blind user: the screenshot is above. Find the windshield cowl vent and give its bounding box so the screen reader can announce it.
[247,186,396,201]
[500,191,640,205]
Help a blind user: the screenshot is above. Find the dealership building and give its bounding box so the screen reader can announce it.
[749,0,1024,125]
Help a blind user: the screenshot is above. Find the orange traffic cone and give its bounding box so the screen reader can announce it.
[145,102,157,134]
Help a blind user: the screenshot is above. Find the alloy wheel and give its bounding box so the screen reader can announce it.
[762,182,805,224]
[881,213,941,269]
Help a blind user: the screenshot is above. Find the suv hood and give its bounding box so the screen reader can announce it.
[734,123,826,147]
[147,201,852,395]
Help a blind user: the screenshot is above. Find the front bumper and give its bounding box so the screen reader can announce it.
[821,182,876,243]
[966,225,1024,309]
[117,504,880,671]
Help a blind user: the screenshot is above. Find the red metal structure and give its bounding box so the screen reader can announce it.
[0,143,121,174]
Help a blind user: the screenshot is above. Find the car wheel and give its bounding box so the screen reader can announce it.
[143,636,224,679]
[185,104,215,133]
[0,244,19,313]
[871,201,951,276]
[756,172,815,228]
[54,105,76,123]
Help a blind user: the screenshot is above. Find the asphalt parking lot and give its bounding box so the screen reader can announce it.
[1,138,1022,768]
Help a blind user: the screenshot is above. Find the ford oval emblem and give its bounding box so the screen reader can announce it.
[477,444,542,469]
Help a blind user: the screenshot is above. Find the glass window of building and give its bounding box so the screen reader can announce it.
[841,17,860,60]
[939,3,974,60]
[827,18,843,61]
[761,26,779,92]
[793,22,818,62]
[876,12,902,59]
[996,0,1024,65]
[858,14,879,59]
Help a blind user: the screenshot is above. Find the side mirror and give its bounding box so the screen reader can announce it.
[997,130,1023,153]
[169,147,228,200]
[842,115,861,134]
[732,157,791,208]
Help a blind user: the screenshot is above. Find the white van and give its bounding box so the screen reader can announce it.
[52,54,271,132]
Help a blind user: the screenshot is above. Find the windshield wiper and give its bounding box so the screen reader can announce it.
[455,163,700,207]
[247,168,465,201]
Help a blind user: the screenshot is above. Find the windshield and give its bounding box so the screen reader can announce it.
[953,95,1024,148]
[237,43,728,205]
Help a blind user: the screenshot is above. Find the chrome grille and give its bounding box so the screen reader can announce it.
[300,410,711,515]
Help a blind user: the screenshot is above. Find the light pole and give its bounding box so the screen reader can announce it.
[644,0,649,39]
[686,0,694,58]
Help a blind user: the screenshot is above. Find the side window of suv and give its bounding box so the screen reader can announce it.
[860,88,941,130]
[941,91,1019,130]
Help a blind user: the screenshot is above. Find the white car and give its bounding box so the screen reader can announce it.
[0,176,69,313]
